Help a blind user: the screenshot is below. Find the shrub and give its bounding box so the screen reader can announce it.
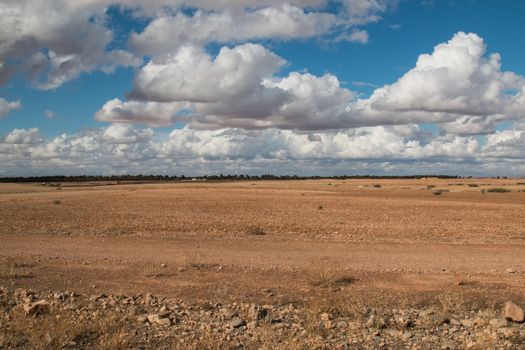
[247,225,266,236]
[53,199,62,204]
[432,190,442,196]
[318,205,323,210]
[487,188,511,193]
[467,184,479,187]
[373,184,381,188]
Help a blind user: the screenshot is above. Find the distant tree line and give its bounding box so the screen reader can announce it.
[0,174,462,183]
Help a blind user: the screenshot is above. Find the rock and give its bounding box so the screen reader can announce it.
[320,313,331,321]
[497,327,515,337]
[505,268,516,274]
[502,301,524,323]
[402,331,413,339]
[160,263,167,267]
[460,319,474,328]
[246,321,258,329]
[247,304,267,321]
[229,318,246,328]
[64,303,78,311]
[489,318,507,328]
[23,300,50,317]
[137,314,148,323]
[147,314,171,326]
[145,293,155,305]
[449,319,461,326]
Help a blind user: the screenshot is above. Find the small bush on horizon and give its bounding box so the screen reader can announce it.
[247,225,266,236]
[487,188,511,193]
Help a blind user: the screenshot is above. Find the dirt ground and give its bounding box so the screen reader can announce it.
[1,179,525,348]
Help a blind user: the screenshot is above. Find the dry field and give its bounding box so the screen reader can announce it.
[1,179,525,349]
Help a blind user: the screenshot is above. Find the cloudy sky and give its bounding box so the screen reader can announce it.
[1,0,524,176]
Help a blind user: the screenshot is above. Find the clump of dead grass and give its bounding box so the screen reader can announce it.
[247,225,267,236]
[305,261,353,289]
[0,257,34,279]
[487,187,511,193]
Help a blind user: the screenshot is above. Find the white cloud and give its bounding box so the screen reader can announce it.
[3,128,42,144]
[0,0,392,89]
[95,98,189,127]
[130,44,285,103]
[102,123,154,144]
[0,0,141,89]
[3,122,525,176]
[131,4,338,56]
[337,29,369,44]
[0,98,21,118]
[110,31,525,134]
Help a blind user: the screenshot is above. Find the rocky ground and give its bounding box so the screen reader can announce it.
[1,286,524,349]
[1,180,524,349]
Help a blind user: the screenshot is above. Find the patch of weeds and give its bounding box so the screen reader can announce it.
[487,187,511,193]
[0,257,34,279]
[247,225,267,236]
[306,261,352,289]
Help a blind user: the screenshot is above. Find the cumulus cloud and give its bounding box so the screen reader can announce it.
[0,0,141,89]
[130,44,286,103]
[130,4,337,56]
[95,98,189,127]
[102,124,154,144]
[348,32,525,130]
[101,32,524,134]
[4,122,525,176]
[0,0,392,89]
[3,128,42,144]
[0,98,21,118]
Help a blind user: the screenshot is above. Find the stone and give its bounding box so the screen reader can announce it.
[137,314,148,323]
[229,318,246,328]
[320,313,331,321]
[23,300,50,317]
[502,301,524,323]
[64,303,78,311]
[449,319,461,326]
[247,304,267,321]
[489,318,507,328]
[246,321,258,329]
[460,319,474,328]
[147,314,171,326]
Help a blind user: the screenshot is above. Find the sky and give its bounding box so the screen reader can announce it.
[1,0,525,177]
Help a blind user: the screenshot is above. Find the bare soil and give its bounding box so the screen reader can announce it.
[1,179,524,348]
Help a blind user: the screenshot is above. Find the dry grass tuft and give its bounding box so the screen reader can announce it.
[306,261,353,289]
[247,225,267,236]
[0,257,34,279]
[487,187,511,193]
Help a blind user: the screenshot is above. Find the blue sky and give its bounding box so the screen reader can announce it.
[1,0,525,176]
